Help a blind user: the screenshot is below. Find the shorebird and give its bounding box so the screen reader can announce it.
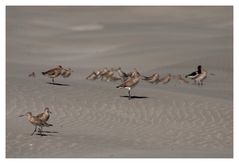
[117,67,130,82]
[86,72,99,80]
[116,69,141,100]
[86,67,110,80]
[101,68,115,81]
[36,107,52,132]
[28,72,35,78]
[99,67,109,80]
[142,73,160,84]
[158,73,172,84]
[61,68,73,78]
[19,112,52,136]
[42,65,63,83]
[104,67,123,82]
[185,65,202,84]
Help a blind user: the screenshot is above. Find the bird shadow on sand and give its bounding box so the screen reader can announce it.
[40,130,59,134]
[35,131,59,137]
[120,95,149,99]
[47,82,70,86]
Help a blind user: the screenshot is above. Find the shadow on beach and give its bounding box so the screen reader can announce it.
[35,131,59,137]
[47,82,70,86]
[120,95,149,99]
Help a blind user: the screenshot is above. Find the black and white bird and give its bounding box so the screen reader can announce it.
[185,65,208,85]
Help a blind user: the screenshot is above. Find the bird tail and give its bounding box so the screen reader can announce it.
[42,72,47,75]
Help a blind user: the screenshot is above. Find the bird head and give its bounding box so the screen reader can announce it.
[58,65,63,69]
[133,68,141,77]
[44,107,52,114]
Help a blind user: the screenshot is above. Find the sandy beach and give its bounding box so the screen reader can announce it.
[6,6,233,158]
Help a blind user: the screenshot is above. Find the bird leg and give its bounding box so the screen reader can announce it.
[38,126,43,135]
[128,90,131,100]
[200,81,203,86]
[197,81,202,87]
[31,125,37,136]
[52,78,54,83]
[38,126,43,133]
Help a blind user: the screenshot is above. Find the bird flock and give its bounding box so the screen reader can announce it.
[86,65,208,99]
[22,65,208,135]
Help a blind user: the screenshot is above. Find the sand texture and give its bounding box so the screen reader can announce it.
[6,7,233,158]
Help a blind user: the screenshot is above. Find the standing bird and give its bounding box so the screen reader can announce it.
[158,73,172,84]
[61,68,73,78]
[36,107,52,132]
[185,65,202,84]
[86,72,99,80]
[19,112,52,136]
[101,68,115,81]
[142,73,160,84]
[99,67,109,80]
[116,69,141,100]
[117,67,130,82]
[42,65,63,83]
[104,67,121,82]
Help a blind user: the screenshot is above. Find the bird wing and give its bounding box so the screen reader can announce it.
[116,76,133,88]
[187,71,198,77]
[162,77,171,84]
[36,113,44,118]
[158,76,167,82]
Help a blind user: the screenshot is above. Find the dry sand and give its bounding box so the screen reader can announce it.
[6,7,233,158]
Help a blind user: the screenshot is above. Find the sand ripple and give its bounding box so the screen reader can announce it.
[6,77,232,157]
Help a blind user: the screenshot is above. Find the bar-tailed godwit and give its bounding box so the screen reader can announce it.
[117,67,130,82]
[61,68,73,78]
[158,73,172,84]
[42,65,63,83]
[116,69,141,100]
[19,112,53,136]
[86,72,99,80]
[36,107,52,132]
[142,73,160,84]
